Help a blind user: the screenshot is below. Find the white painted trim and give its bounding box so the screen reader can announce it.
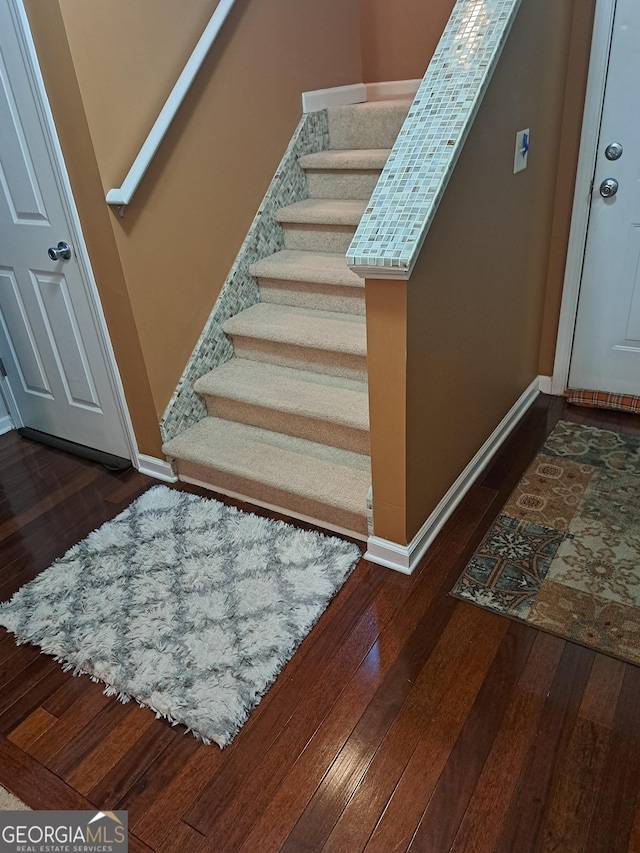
[106,0,237,207]
[364,79,421,101]
[350,264,410,281]
[13,0,140,464]
[136,454,178,482]
[0,375,22,429]
[0,415,13,436]
[365,377,541,574]
[301,79,420,114]
[538,375,554,395]
[551,0,616,396]
[302,83,366,113]
[180,475,367,542]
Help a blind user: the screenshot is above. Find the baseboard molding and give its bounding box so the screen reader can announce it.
[0,415,13,436]
[538,375,554,395]
[365,377,541,574]
[302,79,420,113]
[364,79,421,100]
[137,454,178,482]
[302,83,366,113]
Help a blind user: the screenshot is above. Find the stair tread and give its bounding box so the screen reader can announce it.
[299,149,390,170]
[223,303,366,354]
[275,198,367,226]
[195,358,369,429]
[163,417,370,516]
[250,250,363,288]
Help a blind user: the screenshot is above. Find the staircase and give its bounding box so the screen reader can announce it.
[163,98,412,538]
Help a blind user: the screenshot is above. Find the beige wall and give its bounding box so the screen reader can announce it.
[26,0,362,454]
[367,0,594,544]
[359,0,455,83]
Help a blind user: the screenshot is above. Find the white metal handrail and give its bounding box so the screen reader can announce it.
[106,0,236,213]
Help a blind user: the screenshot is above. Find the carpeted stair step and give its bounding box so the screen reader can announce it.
[299,149,390,200]
[249,250,365,315]
[162,417,371,537]
[327,98,412,150]
[222,303,367,380]
[275,199,366,253]
[194,358,369,454]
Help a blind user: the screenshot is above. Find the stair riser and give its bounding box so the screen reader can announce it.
[282,224,356,254]
[328,105,409,150]
[174,460,368,537]
[202,396,369,455]
[227,335,367,382]
[305,171,381,201]
[257,279,365,315]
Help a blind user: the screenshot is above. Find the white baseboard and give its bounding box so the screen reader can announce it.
[365,377,541,574]
[538,375,554,395]
[136,454,178,482]
[302,79,420,113]
[302,83,366,113]
[364,79,421,100]
[0,414,13,436]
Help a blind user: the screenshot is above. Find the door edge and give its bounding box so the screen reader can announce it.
[551,0,617,396]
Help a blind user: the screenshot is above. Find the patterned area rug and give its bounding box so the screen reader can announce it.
[0,486,361,747]
[452,421,640,665]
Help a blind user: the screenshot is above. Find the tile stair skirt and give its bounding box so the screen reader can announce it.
[160,110,330,444]
[163,97,413,538]
[347,0,524,278]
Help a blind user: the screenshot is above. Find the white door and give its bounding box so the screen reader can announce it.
[569,0,640,397]
[0,2,131,459]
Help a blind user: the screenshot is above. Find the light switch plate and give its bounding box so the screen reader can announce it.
[514,128,530,174]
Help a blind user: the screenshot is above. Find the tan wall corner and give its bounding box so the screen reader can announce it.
[365,279,407,545]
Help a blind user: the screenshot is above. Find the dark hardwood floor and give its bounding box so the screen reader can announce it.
[1,395,640,851]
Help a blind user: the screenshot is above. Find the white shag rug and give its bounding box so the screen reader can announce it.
[0,486,361,747]
[0,785,29,810]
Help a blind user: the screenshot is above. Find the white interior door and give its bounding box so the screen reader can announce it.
[0,2,131,459]
[569,0,640,396]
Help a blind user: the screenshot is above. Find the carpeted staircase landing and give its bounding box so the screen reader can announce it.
[163,98,412,538]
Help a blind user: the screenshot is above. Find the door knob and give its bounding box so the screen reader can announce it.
[599,179,619,198]
[47,241,72,261]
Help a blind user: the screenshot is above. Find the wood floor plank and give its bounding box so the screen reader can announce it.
[66,704,156,795]
[42,674,94,717]
[8,708,57,750]
[0,734,95,811]
[119,734,203,827]
[47,695,133,779]
[27,681,113,764]
[362,618,525,853]
[582,663,640,852]
[318,604,501,853]
[156,821,206,852]
[0,663,69,735]
[238,593,492,853]
[493,641,596,852]
[540,654,626,852]
[449,631,566,853]
[407,620,540,852]
[87,720,177,809]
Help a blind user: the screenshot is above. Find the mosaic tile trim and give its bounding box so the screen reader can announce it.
[346,0,523,276]
[160,110,329,443]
